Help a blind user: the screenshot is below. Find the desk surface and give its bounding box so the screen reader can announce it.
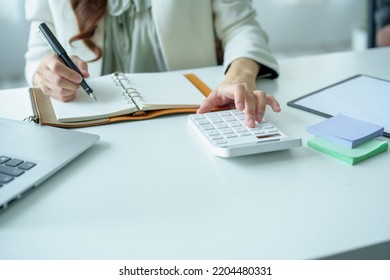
[1,48,389,260]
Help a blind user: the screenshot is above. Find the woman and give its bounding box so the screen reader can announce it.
[25,0,281,127]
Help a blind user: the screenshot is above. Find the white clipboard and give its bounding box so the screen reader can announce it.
[287,74,390,137]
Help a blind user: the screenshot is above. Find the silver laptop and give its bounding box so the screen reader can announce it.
[0,118,99,211]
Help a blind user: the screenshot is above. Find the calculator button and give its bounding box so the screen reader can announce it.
[195,119,210,125]
[206,114,222,123]
[210,135,224,140]
[253,130,266,135]
[220,128,234,135]
[235,114,245,121]
[206,130,220,136]
[238,132,252,137]
[225,134,238,139]
[192,115,205,120]
[262,124,274,129]
[248,127,263,131]
[213,139,228,145]
[234,127,247,133]
[228,121,241,127]
[217,111,232,117]
[222,116,236,122]
[200,124,215,130]
[214,122,228,129]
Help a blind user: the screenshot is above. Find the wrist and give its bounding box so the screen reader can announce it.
[224,58,260,88]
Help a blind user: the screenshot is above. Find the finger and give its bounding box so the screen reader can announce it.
[41,82,77,102]
[197,91,218,113]
[41,74,77,101]
[267,95,282,112]
[197,91,232,114]
[232,84,246,111]
[47,60,83,84]
[43,55,82,94]
[43,66,80,92]
[242,91,257,128]
[71,55,90,78]
[41,62,79,101]
[253,90,267,122]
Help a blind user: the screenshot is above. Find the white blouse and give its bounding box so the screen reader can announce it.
[102,0,166,74]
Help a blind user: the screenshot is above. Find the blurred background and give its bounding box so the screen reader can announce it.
[0,0,369,90]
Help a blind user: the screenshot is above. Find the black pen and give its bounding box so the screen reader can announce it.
[38,23,97,101]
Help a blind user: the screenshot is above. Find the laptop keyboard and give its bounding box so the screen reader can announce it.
[0,155,36,187]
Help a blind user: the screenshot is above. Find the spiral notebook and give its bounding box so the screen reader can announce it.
[28,71,212,127]
[52,72,207,122]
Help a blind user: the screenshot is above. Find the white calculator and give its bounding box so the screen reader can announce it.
[188,109,302,157]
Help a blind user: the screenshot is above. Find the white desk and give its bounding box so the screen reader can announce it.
[0,48,389,260]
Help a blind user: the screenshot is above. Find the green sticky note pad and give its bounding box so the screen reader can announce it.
[308,137,388,165]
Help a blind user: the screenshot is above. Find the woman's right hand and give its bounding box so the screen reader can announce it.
[33,54,90,102]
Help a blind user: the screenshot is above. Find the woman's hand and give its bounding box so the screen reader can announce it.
[33,54,89,102]
[197,58,281,128]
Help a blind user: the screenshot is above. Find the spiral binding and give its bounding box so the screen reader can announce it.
[111,72,144,111]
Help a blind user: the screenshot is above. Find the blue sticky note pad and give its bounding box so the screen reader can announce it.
[307,113,384,148]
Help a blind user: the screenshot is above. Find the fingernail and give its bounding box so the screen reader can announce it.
[248,118,255,128]
[82,70,90,78]
[237,102,244,111]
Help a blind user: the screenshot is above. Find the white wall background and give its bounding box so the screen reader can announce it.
[0,0,367,89]
[253,0,366,57]
[0,0,29,87]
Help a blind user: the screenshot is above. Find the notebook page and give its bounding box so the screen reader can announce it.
[125,72,205,109]
[51,74,137,122]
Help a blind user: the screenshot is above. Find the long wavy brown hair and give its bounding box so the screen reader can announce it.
[70,0,107,61]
